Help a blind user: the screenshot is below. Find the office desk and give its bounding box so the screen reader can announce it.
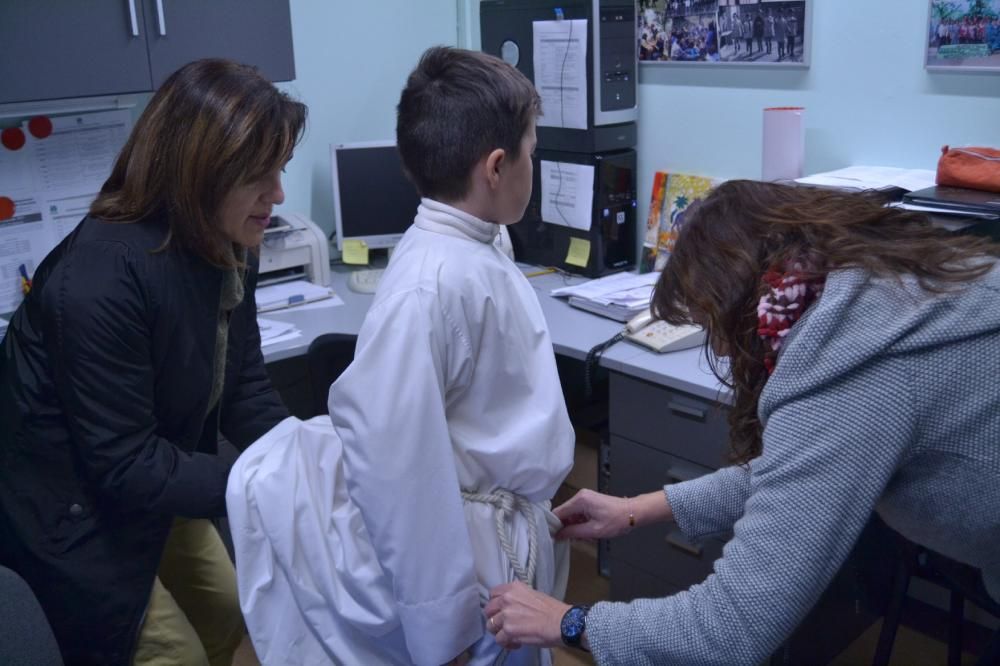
[262,264,727,402]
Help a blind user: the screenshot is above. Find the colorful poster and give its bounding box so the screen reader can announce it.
[640,172,719,272]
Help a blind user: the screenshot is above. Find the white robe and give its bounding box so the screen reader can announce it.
[227,200,574,665]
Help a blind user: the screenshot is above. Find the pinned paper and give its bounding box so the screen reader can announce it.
[532,19,588,130]
[342,239,369,265]
[541,161,595,231]
[565,237,591,268]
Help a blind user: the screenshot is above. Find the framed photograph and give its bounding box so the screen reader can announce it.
[638,0,810,67]
[925,0,1000,71]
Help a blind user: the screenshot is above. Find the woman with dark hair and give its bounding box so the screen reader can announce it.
[484,180,1000,664]
[0,59,306,665]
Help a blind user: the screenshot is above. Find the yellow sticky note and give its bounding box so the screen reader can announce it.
[342,239,369,265]
[565,237,591,268]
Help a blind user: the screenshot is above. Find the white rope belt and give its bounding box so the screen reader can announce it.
[461,488,539,587]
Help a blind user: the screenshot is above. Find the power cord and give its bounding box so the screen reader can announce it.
[584,330,625,399]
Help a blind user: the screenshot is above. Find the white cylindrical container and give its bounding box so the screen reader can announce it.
[761,107,805,182]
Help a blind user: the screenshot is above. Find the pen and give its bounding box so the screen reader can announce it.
[18,264,31,296]
[525,267,556,278]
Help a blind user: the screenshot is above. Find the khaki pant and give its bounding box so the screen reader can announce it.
[133,518,245,666]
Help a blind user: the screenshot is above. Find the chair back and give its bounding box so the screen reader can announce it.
[0,565,64,665]
[306,333,357,416]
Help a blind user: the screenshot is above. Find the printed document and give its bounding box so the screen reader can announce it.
[532,19,588,130]
[541,161,594,231]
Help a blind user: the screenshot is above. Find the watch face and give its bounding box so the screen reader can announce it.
[560,605,589,647]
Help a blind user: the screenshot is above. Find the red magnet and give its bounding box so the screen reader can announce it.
[28,116,53,139]
[1,127,26,151]
[0,196,16,221]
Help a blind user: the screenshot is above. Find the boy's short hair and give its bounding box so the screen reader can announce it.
[396,46,541,202]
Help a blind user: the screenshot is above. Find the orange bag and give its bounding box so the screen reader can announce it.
[936,145,1000,193]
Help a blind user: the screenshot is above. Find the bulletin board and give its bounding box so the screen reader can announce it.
[0,108,131,313]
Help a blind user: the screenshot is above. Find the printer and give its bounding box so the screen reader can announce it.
[259,213,331,287]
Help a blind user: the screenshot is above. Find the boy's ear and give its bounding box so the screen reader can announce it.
[485,148,506,190]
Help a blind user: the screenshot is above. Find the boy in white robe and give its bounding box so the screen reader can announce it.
[328,47,574,665]
[227,47,574,666]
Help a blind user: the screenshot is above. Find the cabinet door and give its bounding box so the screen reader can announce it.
[143,0,295,87]
[0,1,153,104]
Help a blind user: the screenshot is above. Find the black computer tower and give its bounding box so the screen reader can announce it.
[509,148,637,278]
[481,0,638,154]
[482,0,639,276]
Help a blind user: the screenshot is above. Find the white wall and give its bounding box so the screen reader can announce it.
[275,0,459,234]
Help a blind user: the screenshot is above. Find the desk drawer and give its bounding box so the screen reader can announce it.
[608,435,725,589]
[610,372,730,469]
[608,557,684,602]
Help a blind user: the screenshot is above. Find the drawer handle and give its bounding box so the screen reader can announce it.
[127,0,139,36]
[666,532,703,557]
[155,0,167,35]
[667,401,706,421]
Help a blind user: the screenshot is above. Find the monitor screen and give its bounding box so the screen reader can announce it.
[331,141,421,251]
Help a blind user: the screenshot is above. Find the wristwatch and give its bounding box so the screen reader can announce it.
[560,604,591,649]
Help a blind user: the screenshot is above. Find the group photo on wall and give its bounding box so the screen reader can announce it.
[638,0,808,65]
[926,0,1000,70]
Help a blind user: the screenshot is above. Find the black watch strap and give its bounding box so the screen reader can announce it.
[560,604,591,649]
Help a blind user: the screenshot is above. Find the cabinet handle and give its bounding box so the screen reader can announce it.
[155,0,167,36]
[127,0,139,36]
[666,531,703,557]
[667,401,706,421]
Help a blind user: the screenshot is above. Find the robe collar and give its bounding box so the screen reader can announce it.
[414,198,499,245]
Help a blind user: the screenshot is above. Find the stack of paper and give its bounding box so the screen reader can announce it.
[0,316,8,340]
[551,271,659,322]
[257,317,301,348]
[795,166,937,193]
[256,279,334,313]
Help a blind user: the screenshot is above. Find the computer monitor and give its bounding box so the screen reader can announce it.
[330,141,422,251]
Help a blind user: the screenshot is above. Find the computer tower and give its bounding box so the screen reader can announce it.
[508,148,637,278]
[481,0,638,154]
[482,0,639,276]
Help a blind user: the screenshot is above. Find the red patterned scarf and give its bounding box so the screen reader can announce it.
[757,262,825,375]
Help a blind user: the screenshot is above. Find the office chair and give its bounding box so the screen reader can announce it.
[873,530,1000,666]
[0,565,64,665]
[306,333,357,416]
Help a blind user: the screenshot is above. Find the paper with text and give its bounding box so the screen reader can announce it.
[32,109,131,198]
[541,161,594,231]
[533,19,588,130]
[0,195,53,313]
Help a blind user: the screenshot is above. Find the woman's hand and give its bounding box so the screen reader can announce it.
[553,489,633,540]
[553,488,673,540]
[484,581,570,650]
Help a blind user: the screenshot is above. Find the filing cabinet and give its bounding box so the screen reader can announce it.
[606,371,731,601]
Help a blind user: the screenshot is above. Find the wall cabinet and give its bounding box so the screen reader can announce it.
[0,0,294,105]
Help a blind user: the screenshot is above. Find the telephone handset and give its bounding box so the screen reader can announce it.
[624,310,706,353]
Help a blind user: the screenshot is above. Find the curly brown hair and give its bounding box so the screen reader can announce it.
[651,179,1000,464]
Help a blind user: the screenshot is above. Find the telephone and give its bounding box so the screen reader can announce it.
[624,310,706,353]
